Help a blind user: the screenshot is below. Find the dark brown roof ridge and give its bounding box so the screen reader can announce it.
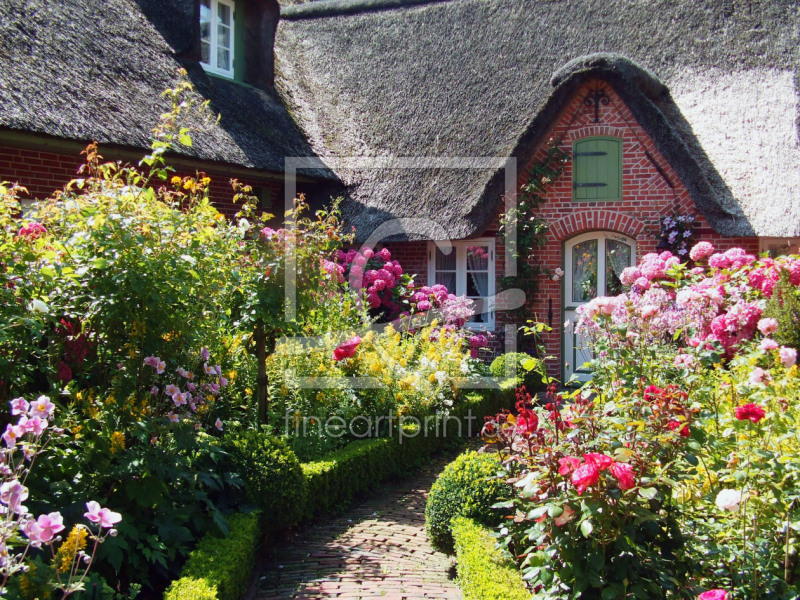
[281,0,452,20]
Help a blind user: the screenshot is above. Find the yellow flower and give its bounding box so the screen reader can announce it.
[110,431,125,453]
[131,320,146,338]
[245,387,253,396]
[104,394,115,406]
[171,176,182,186]
[227,370,237,381]
[75,391,83,401]
[54,526,88,574]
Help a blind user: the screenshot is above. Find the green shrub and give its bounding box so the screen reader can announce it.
[164,511,261,600]
[163,578,218,600]
[451,517,528,600]
[225,431,306,530]
[764,270,800,351]
[489,352,545,392]
[425,451,510,553]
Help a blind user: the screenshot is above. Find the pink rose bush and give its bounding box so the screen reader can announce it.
[567,241,800,596]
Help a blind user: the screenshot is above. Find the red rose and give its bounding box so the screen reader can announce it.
[516,411,538,435]
[583,453,613,471]
[735,403,766,423]
[610,462,636,490]
[644,385,662,401]
[333,336,362,361]
[571,463,600,495]
[57,361,73,383]
[667,420,690,437]
[558,456,581,476]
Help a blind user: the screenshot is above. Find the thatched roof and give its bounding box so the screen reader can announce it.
[0,0,332,179]
[275,0,800,241]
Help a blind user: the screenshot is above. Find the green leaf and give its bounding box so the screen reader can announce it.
[92,258,108,269]
[580,519,593,538]
[685,453,699,466]
[638,487,659,500]
[178,134,192,147]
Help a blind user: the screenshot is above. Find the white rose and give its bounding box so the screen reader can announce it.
[29,299,50,314]
[715,489,742,512]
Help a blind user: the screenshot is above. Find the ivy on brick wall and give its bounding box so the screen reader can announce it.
[497,140,569,331]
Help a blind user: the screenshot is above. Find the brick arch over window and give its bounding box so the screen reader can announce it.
[548,210,648,243]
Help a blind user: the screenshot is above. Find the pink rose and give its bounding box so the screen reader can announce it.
[780,347,797,368]
[610,462,636,490]
[558,456,581,475]
[571,463,600,495]
[759,338,779,351]
[689,241,715,262]
[583,453,613,471]
[333,336,362,361]
[757,318,778,335]
[640,305,660,319]
[698,591,727,600]
[748,367,768,385]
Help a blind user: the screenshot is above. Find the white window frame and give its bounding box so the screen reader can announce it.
[200,0,235,78]
[427,239,496,331]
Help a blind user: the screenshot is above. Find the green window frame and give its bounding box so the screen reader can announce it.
[572,137,622,202]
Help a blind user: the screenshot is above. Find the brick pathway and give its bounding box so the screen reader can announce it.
[255,458,462,600]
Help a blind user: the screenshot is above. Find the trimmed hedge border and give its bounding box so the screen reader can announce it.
[164,388,514,600]
[451,517,529,600]
[164,511,262,600]
[302,389,511,520]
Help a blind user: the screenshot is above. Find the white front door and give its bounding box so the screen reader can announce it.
[563,232,636,383]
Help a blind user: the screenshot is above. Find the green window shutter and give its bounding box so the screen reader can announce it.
[572,138,622,201]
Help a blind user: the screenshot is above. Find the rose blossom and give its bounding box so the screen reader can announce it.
[640,305,660,319]
[583,453,612,471]
[673,354,695,369]
[759,338,779,351]
[715,489,742,512]
[780,346,797,368]
[698,591,728,600]
[748,367,768,385]
[333,336,362,361]
[667,420,690,437]
[735,403,766,423]
[558,456,581,475]
[609,462,636,490]
[571,463,600,495]
[757,318,778,335]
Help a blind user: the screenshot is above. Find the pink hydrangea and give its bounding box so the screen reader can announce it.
[362,248,374,260]
[689,241,715,262]
[634,276,650,290]
[708,253,731,269]
[698,591,727,600]
[378,248,391,261]
[417,300,432,311]
[619,267,640,286]
[366,292,381,308]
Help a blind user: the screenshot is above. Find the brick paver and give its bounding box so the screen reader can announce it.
[255,459,462,600]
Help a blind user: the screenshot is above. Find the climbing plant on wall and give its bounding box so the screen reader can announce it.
[497,140,569,336]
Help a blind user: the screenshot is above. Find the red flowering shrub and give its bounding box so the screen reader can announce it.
[483,383,695,597]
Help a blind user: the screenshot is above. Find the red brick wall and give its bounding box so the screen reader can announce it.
[380,78,758,379]
[0,144,281,219]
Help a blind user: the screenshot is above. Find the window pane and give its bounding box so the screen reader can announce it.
[217,48,230,71]
[467,272,488,298]
[434,272,456,292]
[572,240,597,302]
[217,23,231,50]
[217,2,231,26]
[466,245,488,271]
[435,247,456,271]
[605,240,632,295]
[201,41,211,65]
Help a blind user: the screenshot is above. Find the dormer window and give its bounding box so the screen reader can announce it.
[200,0,235,78]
